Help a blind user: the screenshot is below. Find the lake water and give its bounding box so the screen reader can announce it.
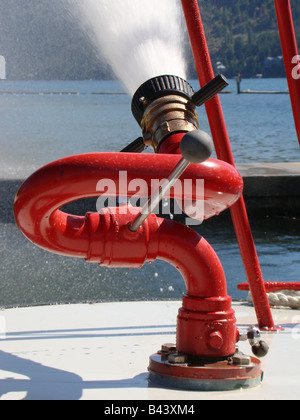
[0,78,299,179]
[0,78,300,307]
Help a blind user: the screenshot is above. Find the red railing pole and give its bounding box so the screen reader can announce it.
[274,0,300,145]
[181,0,275,329]
[238,282,300,293]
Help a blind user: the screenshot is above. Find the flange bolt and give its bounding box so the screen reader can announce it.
[209,331,224,350]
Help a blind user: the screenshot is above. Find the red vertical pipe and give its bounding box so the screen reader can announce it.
[274,0,300,145]
[181,0,275,329]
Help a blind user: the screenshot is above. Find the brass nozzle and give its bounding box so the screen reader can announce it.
[140,94,198,152]
[131,75,199,152]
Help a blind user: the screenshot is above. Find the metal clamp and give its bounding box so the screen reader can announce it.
[239,326,269,358]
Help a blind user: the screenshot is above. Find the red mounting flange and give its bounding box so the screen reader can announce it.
[148,351,263,391]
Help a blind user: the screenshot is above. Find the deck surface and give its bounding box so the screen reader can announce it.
[0,301,299,400]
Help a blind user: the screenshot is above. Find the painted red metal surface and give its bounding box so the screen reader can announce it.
[181,0,275,330]
[274,0,300,145]
[14,151,243,259]
[238,282,300,293]
[158,133,182,155]
[148,353,262,389]
[14,149,243,358]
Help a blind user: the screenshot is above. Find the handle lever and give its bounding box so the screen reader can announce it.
[191,74,229,107]
[121,137,146,153]
[129,130,213,232]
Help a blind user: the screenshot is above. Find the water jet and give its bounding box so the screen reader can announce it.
[67,0,187,95]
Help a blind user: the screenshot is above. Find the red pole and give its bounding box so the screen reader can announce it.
[181,0,275,329]
[238,282,300,293]
[274,0,300,145]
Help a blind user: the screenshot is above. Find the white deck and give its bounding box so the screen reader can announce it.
[0,301,299,400]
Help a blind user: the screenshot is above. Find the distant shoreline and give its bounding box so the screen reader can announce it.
[0,76,290,82]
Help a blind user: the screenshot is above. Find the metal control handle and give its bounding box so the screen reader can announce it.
[191,74,229,107]
[129,130,213,232]
[121,137,146,153]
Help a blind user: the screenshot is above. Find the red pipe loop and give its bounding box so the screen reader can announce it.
[14,150,243,358]
[14,152,243,259]
[15,153,241,358]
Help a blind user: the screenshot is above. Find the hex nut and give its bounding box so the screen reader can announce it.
[168,353,188,364]
[161,343,177,354]
[232,354,251,366]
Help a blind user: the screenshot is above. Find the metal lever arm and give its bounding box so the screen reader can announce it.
[129,130,213,232]
[191,74,229,107]
[121,137,147,153]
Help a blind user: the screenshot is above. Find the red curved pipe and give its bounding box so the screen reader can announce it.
[14,152,243,258]
[14,151,241,357]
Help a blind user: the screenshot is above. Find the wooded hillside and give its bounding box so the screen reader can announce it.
[198,0,300,77]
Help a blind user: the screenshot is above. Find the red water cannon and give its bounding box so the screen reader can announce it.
[14,74,267,391]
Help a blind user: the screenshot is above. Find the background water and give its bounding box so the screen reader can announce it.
[0,78,298,179]
[0,78,300,307]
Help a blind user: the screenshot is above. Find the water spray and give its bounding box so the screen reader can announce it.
[68,0,187,96]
